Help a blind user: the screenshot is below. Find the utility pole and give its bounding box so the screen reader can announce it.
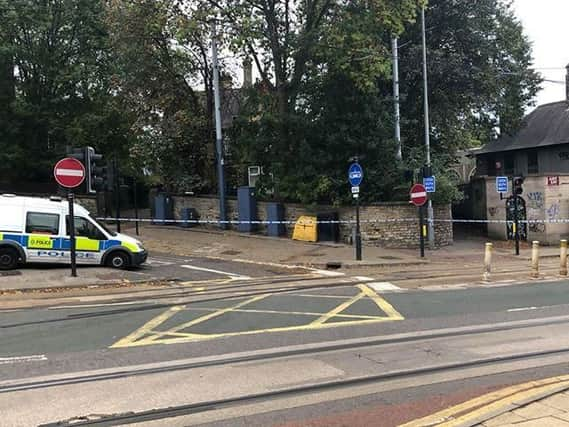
[392,37,402,161]
[211,21,227,229]
[421,6,435,248]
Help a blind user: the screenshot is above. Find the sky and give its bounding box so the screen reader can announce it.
[513,0,569,106]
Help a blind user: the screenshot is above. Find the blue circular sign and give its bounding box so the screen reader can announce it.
[348,163,363,186]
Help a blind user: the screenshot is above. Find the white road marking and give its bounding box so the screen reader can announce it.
[0,355,47,365]
[507,305,555,312]
[180,265,251,279]
[311,269,345,277]
[145,258,174,266]
[353,276,375,282]
[368,282,402,292]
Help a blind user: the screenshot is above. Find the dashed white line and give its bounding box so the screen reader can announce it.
[180,265,251,279]
[507,305,556,312]
[0,355,47,365]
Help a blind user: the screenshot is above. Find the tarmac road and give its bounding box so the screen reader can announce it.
[3,272,569,426]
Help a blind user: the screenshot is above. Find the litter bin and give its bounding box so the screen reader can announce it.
[266,202,285,237]
[316,212,339,242]
[180,207,199,228]
[153,193,174,225]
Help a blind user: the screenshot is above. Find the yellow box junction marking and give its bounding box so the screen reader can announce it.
[111,284,404,348]
[401,374,569,427]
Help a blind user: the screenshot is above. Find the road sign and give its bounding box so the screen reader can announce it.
[348,163,363,187]
[54,158,85,189]
[351,186,360,194]
[423,176,436,193]
[410,183,428,207]
[496,176,508,193]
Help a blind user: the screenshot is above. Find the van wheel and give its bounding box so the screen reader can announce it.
[106,251,130,269]
[0,247,19,270]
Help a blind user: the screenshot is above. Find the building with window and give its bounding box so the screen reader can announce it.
[471,65,569,244]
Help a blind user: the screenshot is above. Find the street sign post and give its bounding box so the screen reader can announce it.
[423,176,436,193]
[410,183,428,258]
[496,176,508,193]
[54,158,85,189]
[348,163,363,187]
[348,162,363,261]
[54,158,85,278]
[410,183,428,207]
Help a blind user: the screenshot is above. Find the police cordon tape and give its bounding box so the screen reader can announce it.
[95,217,569,225]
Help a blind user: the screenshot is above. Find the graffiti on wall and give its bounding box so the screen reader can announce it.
[546,202,560,221]
[527,192,544,209]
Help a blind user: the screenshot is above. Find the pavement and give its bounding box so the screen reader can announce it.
[404,375,569,427]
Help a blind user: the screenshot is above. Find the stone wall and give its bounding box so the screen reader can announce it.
[484,175,569,245]
[172,194,453,248]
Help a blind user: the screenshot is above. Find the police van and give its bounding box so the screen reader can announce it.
[0,194,147,270]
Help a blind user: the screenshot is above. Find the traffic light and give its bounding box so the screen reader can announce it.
[67,146,107,194]
[513,176,524,195]
[85,146,104,193]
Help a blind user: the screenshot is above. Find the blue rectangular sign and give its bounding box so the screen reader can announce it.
[423,176,436,193]
[496,176,508,193]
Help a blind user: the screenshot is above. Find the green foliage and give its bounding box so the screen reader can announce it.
[0,0,133,185]
[0,0,541,207]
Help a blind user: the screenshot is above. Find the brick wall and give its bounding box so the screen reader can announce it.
[172,194,453,248]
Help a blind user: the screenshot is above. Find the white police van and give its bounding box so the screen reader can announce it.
[0,194,147,270]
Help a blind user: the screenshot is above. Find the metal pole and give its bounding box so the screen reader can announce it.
[133,178,139,236]
[212,22,227,230]
[355,196,362,261]
[114,158,121,233]
[392,37,402,161]
[68,192,77,277]
[421,6,435,248]
[419,205,425,258]
[514,194,520,256]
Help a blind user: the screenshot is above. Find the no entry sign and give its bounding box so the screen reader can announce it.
[54,158,85,189]
[410,183,428,207]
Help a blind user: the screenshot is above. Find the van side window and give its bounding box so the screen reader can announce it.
[26,212,60,235]
[66,216,105,240]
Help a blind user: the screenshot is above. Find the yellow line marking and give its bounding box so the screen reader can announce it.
[310,292,365,326]
[400,375,569,427]
[121,317,400,347]
[295,294,360,299]
[111,285,405,348]
[156,294,270,338]
[110,305,185,348]
[358,284,404,320]
[164,306,384,320]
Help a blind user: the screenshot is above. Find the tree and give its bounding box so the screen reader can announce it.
[106,0,217,192]
[397,0,541,174]
[0,0,132,186]
[218,0,422,203]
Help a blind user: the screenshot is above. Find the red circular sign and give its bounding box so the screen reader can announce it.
[54,158,85,188]
[410,183,428,207]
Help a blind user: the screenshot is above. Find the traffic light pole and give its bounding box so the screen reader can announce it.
[355,195,362,261]
[514,193,520,256]
[68,192,77,277]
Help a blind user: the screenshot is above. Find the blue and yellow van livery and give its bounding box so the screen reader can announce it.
[0,195,147,270]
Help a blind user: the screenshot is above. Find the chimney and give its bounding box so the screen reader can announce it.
[566,63,569,102]
[243,58,252,89]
